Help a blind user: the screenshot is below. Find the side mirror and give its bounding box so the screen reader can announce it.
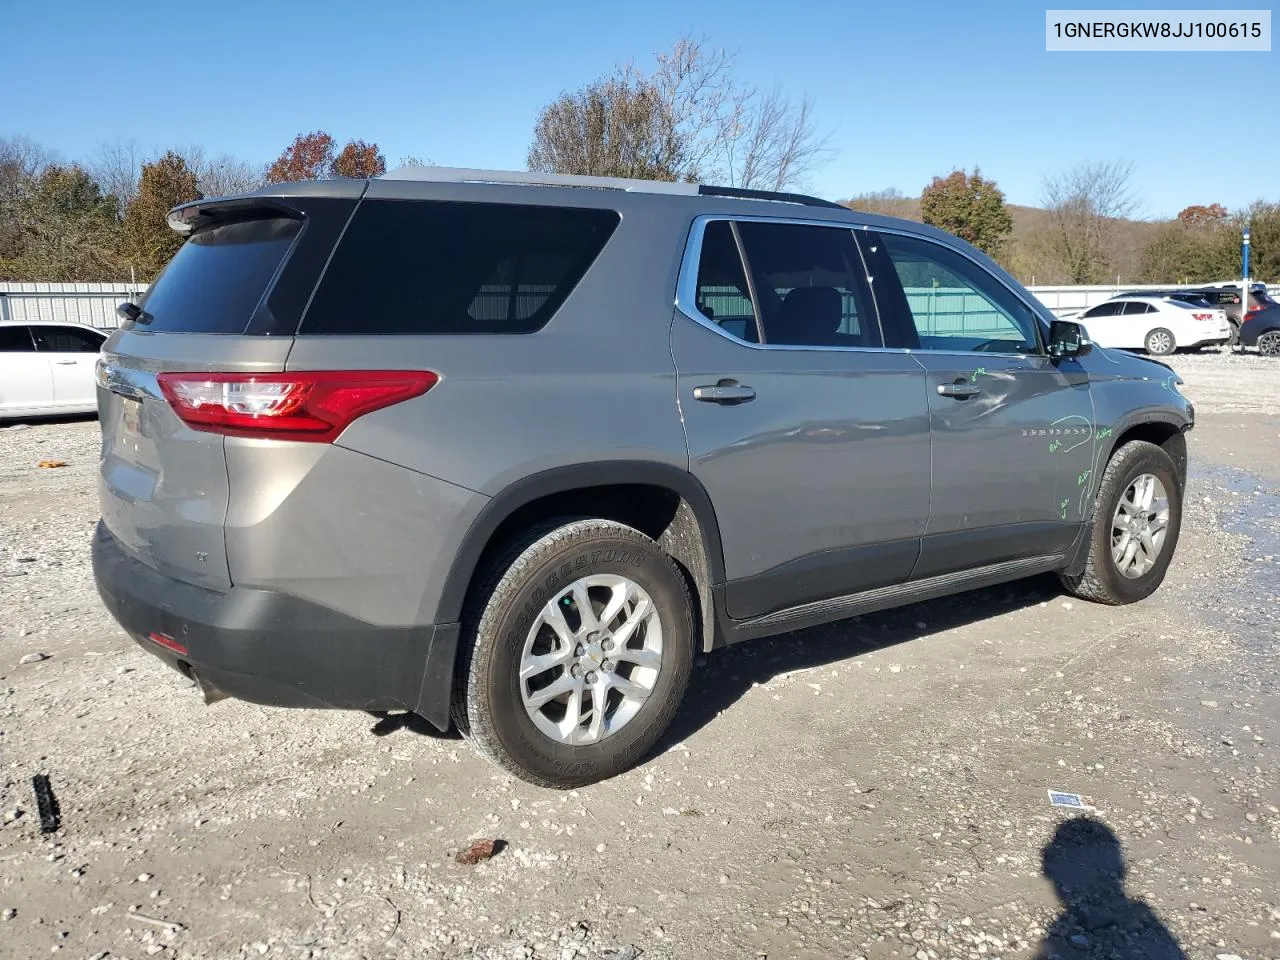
[1048,319,1091,360]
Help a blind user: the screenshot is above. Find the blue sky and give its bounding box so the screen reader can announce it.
[3,0,1276,218]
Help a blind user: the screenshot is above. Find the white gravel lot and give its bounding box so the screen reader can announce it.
[1,349,1278,960]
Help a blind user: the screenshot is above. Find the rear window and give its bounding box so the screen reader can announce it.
[300,200,620,335]
[138,217,301,333]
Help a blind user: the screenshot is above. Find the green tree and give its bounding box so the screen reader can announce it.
[123,151,201,278]
[920,168,1012,257]
[0,164,126,281]
[1242,201,1280,281]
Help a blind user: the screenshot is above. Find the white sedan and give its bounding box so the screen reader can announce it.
[1073,296,1231,356]
[0,321,109,419]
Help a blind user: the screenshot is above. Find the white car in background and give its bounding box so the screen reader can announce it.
[0,320,108,419]
[1073,296,1231,356]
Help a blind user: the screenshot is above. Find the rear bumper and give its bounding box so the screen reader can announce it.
[92,521,457,730]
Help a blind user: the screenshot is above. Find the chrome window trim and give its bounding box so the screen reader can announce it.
[674,213,1051,359]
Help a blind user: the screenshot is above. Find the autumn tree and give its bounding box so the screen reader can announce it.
[528,35,830,190]
[332,140,386,179]
[919,168,1013,257]
[123,151,201,277]
[265,131,336,183]
[1176,203,1228,227]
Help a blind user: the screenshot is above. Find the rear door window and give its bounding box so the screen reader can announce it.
[694,221,759,343]
[301,200,620,335]
[31,326,105,352]
[733,221,879,347]
[138,217,302,334]
[0,326,35,351]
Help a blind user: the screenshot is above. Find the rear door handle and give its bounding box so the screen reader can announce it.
[54,360,78,366]
[693,379,756,405]
[937,380,981,399]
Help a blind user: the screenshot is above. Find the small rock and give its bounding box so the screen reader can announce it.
[19,653,49,665]
[1245,813,1258,823]
[2,908,15,921]
[1061,602,1074,611]
[1215,954,1243,960]
[138,873,153,883]
[1070,933,1089,949]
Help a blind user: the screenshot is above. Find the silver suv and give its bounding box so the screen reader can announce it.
[92,167,1193,787]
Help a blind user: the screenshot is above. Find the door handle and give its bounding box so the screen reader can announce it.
[693,379,756,405]
[54,360,78,366]
[937,380,981,399]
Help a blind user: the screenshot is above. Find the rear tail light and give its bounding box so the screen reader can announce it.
[156,371,437,442]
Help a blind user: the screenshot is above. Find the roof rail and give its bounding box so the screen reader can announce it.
[695,184,845,210]
[381,165,698,195]
[381,165,842,209]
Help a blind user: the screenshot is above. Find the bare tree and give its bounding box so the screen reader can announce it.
[1041,160,1137,284]
[528,34,831,191]
[0,136,56,263]
[199,154,263,196]
[89,138,145,217]
[725,89,831,192]
[0,135,54,180]
[173,145,263,197]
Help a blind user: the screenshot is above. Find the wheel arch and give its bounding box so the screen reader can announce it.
[1064,414,1188,577]
[434,462,726,653]
[1106,415,1188,489]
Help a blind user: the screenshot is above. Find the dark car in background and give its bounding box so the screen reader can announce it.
[1240,305,1280,356]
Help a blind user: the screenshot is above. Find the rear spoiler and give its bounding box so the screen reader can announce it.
[167,180,368,234]
[166,197,303,235]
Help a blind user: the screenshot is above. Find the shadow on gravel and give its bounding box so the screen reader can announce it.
[368,710,462,740]
[1,413,98,428]
[660,573,1063,749]
[1033,817,1186,959]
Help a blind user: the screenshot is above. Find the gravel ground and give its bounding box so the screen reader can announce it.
[2,350,1278,960]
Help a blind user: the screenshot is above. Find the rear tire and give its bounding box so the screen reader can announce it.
[453,519,694,788]
[1144,328,1175,355]
[1258,331,1280,357]
[1060,440,1182,605]
[1228,319,1241,347]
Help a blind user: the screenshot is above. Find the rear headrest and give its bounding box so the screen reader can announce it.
[780,286,844,345]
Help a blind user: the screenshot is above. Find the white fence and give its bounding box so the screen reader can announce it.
[0,282,146,330]
[3,280,1278,332]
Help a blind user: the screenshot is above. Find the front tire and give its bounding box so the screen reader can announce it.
[454,519,694,788]
[1144,328,1176,356]
[1060,440,1182,605]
